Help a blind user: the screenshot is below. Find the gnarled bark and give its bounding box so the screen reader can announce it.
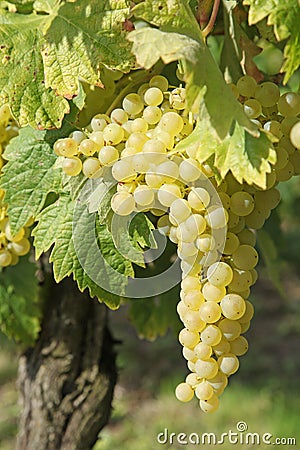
[16,277,117,450]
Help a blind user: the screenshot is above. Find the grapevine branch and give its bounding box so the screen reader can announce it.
[202,0,221,38]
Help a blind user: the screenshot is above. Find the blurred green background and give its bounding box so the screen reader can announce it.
[1,178,300,450]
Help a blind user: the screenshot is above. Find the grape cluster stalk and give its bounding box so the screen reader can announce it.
[0,105,32,268]
[53,74,300,412]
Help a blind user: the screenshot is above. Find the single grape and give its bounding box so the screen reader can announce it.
[212,338,231,357]
[111,191,135,216]
[254,82,280,107]
[223,232,240,255]
[82,157,102,178]
[195,381,214,400]
[205,206,228,229]
[230,191,254,216]
[149,75,169,92]
[220,294,246,320]
[230,336,249,356]
[290,121,300,149]
[182,346,197,362]
[218,353,239,376]
[201,324,222,346]
[103,123,124,145]
[207,262,233,287]
[195,357,219,379]
[159,112,184,135]
[218,318,241,341]
[112,159,136,182]
[110,108,128,125]
[181,275,201,292]
[208,372,228,394]
[244,99,262,119]
[89,131,104,147]
[54,138,78,157]
[188,187,210,211]
[122,93,144,115]
[202,282,226,302]
[170,198,191,224]
[179,328,200,348]
[175,382,194,402]
[196,234,215,252]
[9,238,30,256]
[156,160,179,182]
[0,249,12,267]
[236,75,257,97]
[143,106,162,124]
[134,185,154,206]
[199,394,219,413]
[239,300,254,323]
[185,372,201,387]
[62,157,82,176]
[193,342,212,360]
[181,310,206,332]
[144,87,164,106]
[179,158,202,182]
[278,92,300,117]
[199,301,222,323]
[232,244,259,270]
[91,114,110,131]
[79,139,100,156]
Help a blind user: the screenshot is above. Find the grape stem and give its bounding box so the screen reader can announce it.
[202,0,220,38]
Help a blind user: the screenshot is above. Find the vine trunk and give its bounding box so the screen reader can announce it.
[16,276,117,450]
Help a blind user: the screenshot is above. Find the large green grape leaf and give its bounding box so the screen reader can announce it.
[257,228,284,296]
[32,194,134,309]
[111,212,156,267]
[127,240,181,339]
[244,0,300,82]
[0,257,40,345]
[0,2,134,128]
[133,0,201,40]
[1,106,78,235]
[128,28,200,71]
[130,0,274,188]
[176,102,277,187]
[0,19,69,128]
[221,1,263,83]
[1,127,62,234]
[42,0,134,98]
[128,287,181,340]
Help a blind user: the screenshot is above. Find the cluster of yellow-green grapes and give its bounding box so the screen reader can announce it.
[0,105,32,268]
[53,74,300,413]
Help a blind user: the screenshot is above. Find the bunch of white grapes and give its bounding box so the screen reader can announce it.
[0,105,32,268]
[53,74,300,413]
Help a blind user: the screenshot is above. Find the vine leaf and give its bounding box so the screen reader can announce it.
[0,21,69,129]
[257,229,284,296]
[221,1,263,82]
[176,102,277,187]
[127,241,181,340]
[128,28,200,70]
[42,0,134,98]
[0,2,134,128]
[1,127,62,235]
[0,257,40,345]
[244,0,300,82]
[32,194,134,309]
[1,106,77,235]
[130,0,275,187]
